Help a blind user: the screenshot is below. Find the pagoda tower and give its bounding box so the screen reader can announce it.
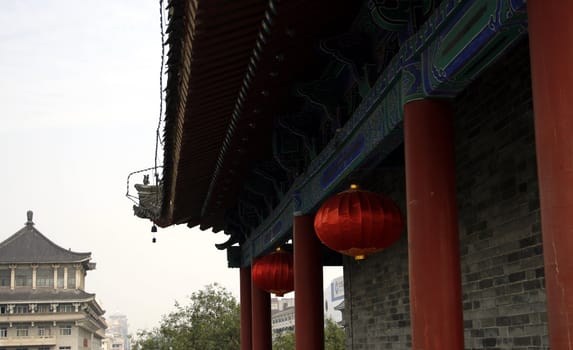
[0,211,106,350]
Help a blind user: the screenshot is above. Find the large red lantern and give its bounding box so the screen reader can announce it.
[252,248,294,296]
[314,184,404,260]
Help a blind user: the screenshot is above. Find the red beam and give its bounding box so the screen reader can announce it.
[240,267,252,350]
[528,2,573,348]
[251,283,271,350]
[404,99,464,349]
[294,214,324,350]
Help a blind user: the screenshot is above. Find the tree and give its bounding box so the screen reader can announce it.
[271,318,346,350]
[324,318,345,350]
[273,331,294,350]
[132,329,168,350]
[132,283,240,350]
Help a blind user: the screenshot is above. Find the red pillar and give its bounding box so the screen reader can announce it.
[240,267,252,350]
[294,214,324,350]
[528,2,573,347]
[251,282,271,350]
[404,99,464,350]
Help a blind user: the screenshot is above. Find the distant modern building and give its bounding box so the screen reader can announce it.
[270,275,345,337]
[323,276,344,324]
[0,211,106,350]
[102,314,129,350]
[270,297,294,314]
[271,307,294,337]
[270,298,294,337]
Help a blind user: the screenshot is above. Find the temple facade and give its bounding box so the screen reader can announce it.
[131,1,573,349]
[0,211,106,350]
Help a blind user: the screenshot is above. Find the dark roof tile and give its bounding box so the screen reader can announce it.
[0,288,95,303]
[0,213,91,264]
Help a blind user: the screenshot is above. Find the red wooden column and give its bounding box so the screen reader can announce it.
[528,2,573,347]
[240,267,252,350]
[294,214,324,350]
[251,282,271,350]
[404,99,464,349]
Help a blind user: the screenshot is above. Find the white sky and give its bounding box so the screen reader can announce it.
[0,0,341,333]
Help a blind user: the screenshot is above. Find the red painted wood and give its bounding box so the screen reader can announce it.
[240,267,252,350]
[528,2,573,348]
[251,283,271,350]
[294,215,324,350]
[404,99,464,350]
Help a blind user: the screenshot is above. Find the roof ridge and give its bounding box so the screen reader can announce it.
[0,213,92,264]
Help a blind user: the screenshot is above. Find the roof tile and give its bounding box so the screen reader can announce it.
[0,217,91,264]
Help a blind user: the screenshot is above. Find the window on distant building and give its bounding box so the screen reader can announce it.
[14,305,28,314]
[36,267,53,288]
[59,325,72,336]
[15,267,32,287]
[57,267,65,289]
[67,267,76,289]
[0,305,6,314]
[37,304,50,313]
[58,347,71,350]
[39,347,50,350]
[58,304,73,313]
[16,327,28,336]
[38,326,50,336]
[0,328,7,337]
[0,269,9,288]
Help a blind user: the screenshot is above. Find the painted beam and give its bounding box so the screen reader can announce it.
[240,0,527,264]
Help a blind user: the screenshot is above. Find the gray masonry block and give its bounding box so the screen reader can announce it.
[342,40,548,349]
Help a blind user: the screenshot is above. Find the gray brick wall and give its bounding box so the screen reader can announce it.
[455,40,548,349]
[342,40,548,349]
[343,167,410,350]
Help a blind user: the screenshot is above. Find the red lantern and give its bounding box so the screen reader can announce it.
[252,248,294,296]
[314,184,403,260]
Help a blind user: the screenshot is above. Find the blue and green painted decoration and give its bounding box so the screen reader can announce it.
[242,0,527,265]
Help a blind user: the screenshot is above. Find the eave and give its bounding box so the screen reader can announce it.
[159,0,360,229]
[159,0,269,227]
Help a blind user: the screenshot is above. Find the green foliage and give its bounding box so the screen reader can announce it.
[132,283,240,350]
[271,318,346,350]
[273,331,295,350]
[324,318,346,350]
[132,329,168,350]
[132,284,346,350]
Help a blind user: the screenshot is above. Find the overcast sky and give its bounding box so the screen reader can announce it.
[0,1,341,333]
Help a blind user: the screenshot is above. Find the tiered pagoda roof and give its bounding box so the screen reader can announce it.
[0,211,92,267]
[0,289,96,303]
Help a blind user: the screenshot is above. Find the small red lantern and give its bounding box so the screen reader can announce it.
[252,248,294,296]
[314,184,403,260]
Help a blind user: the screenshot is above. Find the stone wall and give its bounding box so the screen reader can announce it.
[343,167,410,350]
[342,40,549,349]
[455,40,547,349]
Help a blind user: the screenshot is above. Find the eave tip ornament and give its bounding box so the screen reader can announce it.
[314,184,404,260]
